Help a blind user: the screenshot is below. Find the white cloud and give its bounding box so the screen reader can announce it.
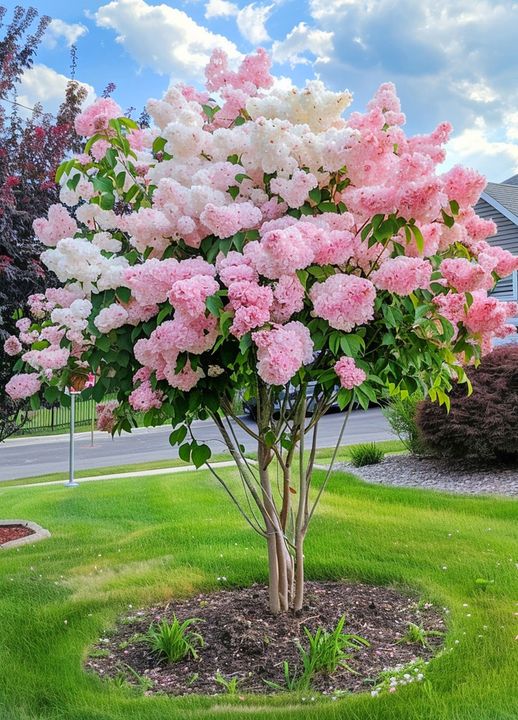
[456,80,498,104]
[205,0,237,18]
[236,3,273,45]
[95,0,241,81]
[44,18,88,48]
[443,117,518,181]
[272,22,334,66]
[17,64,95,116]
[204,0,273,45]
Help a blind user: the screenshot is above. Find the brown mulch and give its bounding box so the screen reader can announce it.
[0,524,34,545]
[86,581,445,696]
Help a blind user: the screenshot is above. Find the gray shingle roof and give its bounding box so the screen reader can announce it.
[484,182,518,221]
[503,174,518,186]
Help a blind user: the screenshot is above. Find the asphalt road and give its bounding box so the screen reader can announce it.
[0,408,394,482]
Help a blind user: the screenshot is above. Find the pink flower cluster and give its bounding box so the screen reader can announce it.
[270,169,318,209]
[252,321,313,386]
[310,275,376,332]
[5,373,41,400]
[4,336,22,356]
[440,258,491,293]
[334,356,367,389]
[129,379,164,412]
[33,205,78,247]
[74,97,122,137]
[372,256,432,295]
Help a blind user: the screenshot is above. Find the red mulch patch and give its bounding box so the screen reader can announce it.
[0,524,35,545]
[86,581,445,696]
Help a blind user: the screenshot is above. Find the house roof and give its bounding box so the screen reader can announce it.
[503,174,518,186]
[483,181,518,223]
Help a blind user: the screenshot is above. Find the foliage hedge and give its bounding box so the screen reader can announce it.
[416,345,518,463]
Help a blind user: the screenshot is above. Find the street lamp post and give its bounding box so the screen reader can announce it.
[65,389,81,488]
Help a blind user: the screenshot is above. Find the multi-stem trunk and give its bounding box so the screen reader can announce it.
[210,387,352,615]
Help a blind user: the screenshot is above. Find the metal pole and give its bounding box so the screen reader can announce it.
[65,392,79,487]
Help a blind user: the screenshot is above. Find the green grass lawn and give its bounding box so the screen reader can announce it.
[0,464,516,720]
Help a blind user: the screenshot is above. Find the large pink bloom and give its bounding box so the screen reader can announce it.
[252,321,313,386]
[310,274,376,332]
[5,373,41,400]
[372,256,432,295]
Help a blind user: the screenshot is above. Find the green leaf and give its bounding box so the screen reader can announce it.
[410,224,425,253]
[116,286,131,303]
[233,115,246,126]
[264,430,276,448]
[92,175,113,192]
[202,103,220,120]
[152,136,167,154]
[169,425,187,446]
[157,305,172,324]
[449,199,460,215]
[441,209,454,228]
[309,187,321,204]
[178,443,192,463]
[30,394,41,411]
[105,147,118,168]
[191,443,212,468]
[235,173,250,183]
[361,223,372,242]
[318,201,337,213]
[228,185,239,200]
[206,294,223,316]
[239,333,252,353]
[99,192,115,210]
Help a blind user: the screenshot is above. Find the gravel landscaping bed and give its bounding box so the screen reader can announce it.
[338,455,518,497]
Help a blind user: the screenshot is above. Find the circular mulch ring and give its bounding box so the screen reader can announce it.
[86,581,445,696]
[338,455,518,497]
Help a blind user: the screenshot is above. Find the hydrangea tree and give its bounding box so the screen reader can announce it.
[5,49,518,613]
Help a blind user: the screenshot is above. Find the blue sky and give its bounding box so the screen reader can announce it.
[4,0,518,181]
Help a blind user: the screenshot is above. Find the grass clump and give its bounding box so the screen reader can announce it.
[271,616,368,691]
[397,622,444,649]
[144,616,204,664]
[349,442,385,467]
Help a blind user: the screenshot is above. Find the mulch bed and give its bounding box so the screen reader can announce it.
[0,524,35,545]
[86,581,445,696]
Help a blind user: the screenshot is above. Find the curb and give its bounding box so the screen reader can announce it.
[0,520,51,550]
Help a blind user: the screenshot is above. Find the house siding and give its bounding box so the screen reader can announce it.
[474,198,518,301]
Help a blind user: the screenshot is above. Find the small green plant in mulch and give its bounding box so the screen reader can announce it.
[267,615,369,691]
[214,671,242,695]
[349,443,385,467]
[144,616,204,664]
[397,622,444,649]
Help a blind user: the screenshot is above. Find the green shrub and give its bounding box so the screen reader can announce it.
[349,442,385,467]
[144,616,204,664]
[383,393,428,455]
[416,346,518,463]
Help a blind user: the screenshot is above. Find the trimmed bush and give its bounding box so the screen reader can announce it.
[349,443,385,467]
[416,346,518,463]
[383,394,428,455]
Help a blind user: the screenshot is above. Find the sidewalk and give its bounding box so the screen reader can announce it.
[1,460,244,491]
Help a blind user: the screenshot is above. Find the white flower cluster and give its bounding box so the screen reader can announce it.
[246,80,353,132]
[42,238,128,294]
